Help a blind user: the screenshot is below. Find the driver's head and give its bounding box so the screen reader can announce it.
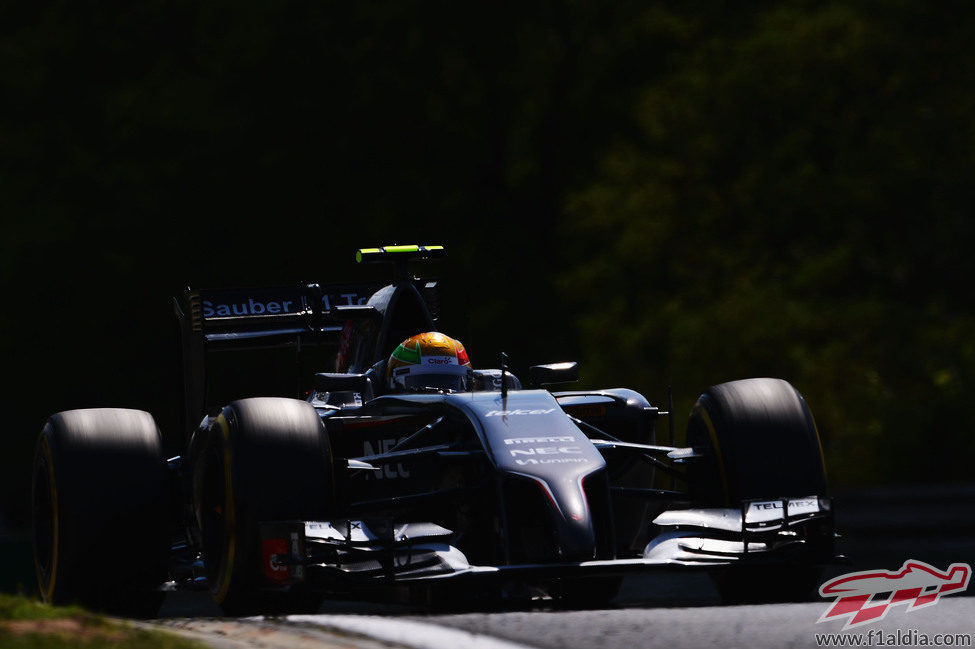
[387,332,472,393]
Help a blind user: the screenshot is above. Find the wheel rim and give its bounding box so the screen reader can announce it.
[200,443,228,585]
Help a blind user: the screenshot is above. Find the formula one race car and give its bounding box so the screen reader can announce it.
[31,245,837,616]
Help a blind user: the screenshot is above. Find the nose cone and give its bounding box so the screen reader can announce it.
[541,475,598,561]
[454,390,608,562]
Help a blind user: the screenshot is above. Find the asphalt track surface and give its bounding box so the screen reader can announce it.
[154,485,975,649]
[157,574,975,649]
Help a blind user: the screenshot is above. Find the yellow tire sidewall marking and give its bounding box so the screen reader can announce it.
[808,406,828,482]
[695,403,731,506]
[37,434,59,603]
[213,413,237,604]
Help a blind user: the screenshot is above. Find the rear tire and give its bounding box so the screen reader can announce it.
[32,409,170,617]
[194,397,334,615]
[686,378,830,603]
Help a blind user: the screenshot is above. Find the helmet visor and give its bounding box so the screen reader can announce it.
[393,365,471,393]
[400,372,469,393]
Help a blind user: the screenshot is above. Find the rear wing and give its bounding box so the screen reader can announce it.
[177,283,383,349]
[178,285,442,435]
[174,246,445,437]
[174,283,376,435]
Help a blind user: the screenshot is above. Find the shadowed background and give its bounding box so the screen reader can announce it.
[3,1,974,591]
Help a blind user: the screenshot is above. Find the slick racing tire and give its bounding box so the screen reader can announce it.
[195,398,334,616]
[32,409,170,617]
[686,378,830,604]
[687,378,826,505]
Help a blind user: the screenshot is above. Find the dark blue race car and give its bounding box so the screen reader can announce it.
[31,245,837,616]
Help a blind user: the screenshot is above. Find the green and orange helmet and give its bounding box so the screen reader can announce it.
[387,332,472,393]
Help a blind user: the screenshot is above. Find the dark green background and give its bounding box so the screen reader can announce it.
[3,2,974,591]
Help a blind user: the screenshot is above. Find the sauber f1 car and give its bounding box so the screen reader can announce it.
[32,245,838,616]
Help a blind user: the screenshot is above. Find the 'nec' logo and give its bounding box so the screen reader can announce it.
[362,438,411,479]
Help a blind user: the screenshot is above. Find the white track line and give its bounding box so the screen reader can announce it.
[288,614,538,649]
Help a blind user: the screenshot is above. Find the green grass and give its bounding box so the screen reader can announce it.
[0,534,37,596]
[0,593,204,649]
[0,593,75,621]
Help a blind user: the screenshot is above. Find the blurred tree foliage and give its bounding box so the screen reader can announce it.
[561,1,975,485]
[1,1,973,533]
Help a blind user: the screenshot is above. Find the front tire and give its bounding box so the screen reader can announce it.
[687,378,826,505]
[194,398,334,615]
[686,378,830,603]
[32,408,170,617]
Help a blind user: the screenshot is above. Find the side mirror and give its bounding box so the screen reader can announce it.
[529,362,579,387]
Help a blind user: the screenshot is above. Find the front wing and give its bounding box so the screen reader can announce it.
[257,496,835,589]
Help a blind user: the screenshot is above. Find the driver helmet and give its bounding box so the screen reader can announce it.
[387,332,472,393]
